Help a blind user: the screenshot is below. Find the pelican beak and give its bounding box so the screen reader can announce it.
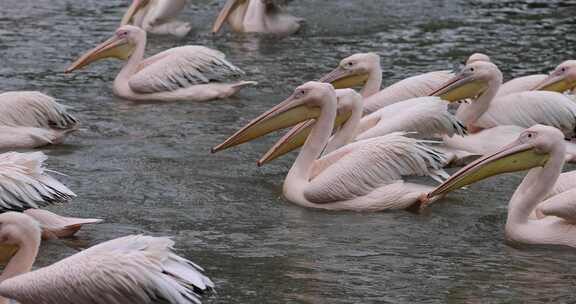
[0,244,18,266]
[533,74,576,93]
[121,0,149,25]
[65,35,134,73]
[426,139,549,199]
[211,93,321,153]
[318,66,369,89]
[258,107,353,166]
[212,0,241,33]
[429,70,488,102]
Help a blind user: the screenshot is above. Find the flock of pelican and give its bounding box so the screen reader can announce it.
[1,0,576,302]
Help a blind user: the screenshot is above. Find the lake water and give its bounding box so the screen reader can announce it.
[1,0,575,303]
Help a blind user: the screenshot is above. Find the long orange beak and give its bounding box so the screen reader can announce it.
[212,0,240,33]
[426,139,548,200]
[318,66,369,89]
[211,93,320,153]
[65,35,133,73]
[121,0,149,25]
[429,70,488,102]
[532,74,576,93]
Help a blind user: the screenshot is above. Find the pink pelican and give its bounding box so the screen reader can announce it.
[121,0,191,37]
[0,212,213,304]
[213,82,448,211]
[0,92,78,150]
[318,52,454,113]
[424,125,576,248]
[431,61,576,153]
[212,0,302,35]
[0,151,101,239]
[66,25,256,102]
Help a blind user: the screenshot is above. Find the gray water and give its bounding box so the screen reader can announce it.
[1,0,576,303]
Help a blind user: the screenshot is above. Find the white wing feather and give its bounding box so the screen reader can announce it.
[305,133,447,204]
[355,97,466,140]
[129,46,245,94]
[477,91,576,137]
[0,91,78,130]
[496,74,547,97]
[0,152,75,212]
[363,70,454,113]
[536,189,576,223]
[0,235,214,304]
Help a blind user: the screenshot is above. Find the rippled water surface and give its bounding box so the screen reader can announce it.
[1,0,576,303]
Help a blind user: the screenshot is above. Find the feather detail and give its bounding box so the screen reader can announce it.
[0,152,75,212]
[0,235,214,304]
[130,46,245,94]
[0,92,78,130]
[305,133,447,204]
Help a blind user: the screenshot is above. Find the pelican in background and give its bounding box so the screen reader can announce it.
[0,151,101,239]
[0,92,78,150]
[212,0,302,36]
[121,0,191,37]
[424,125,576,248]
[0,212,213,304]
[213,82,449,212]
[431,61,576,156]
[66,25,256,102]
[319,52,454,113]
[532,60,576,94]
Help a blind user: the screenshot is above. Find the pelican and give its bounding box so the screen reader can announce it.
[318,52,454,113]
[0,92,78,150]
[423,125,576,248]
[0,212,213,304]
[65,25,256,102]
[212,0,302,36]
[532,60,576,94]
[259,94,466,165]
[121,0,191,37]
[213,82,448,211]
[0,151,100,239]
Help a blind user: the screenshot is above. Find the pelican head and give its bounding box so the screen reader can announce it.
[257,88,362,166]
[65,25,144,73]
[533,60,576,93]
[430,61,501,102]
[121,0,151,25]
[0,212,41,266]
[318,53,381,89]
[212,82,335,153]
[426,125,563,200]
[466,53,491,64]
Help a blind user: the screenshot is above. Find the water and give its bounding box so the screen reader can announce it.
[1,0,576,303]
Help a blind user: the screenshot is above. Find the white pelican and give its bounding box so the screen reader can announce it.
[0,151,100,239]
[0,212,213,304]
[66,25,256,102]
[318,53,454,113]
[213,82,448,211]
[212,0,302,36]
[0,92,78,150]
[258,95,466,165]
[121,0,191,37]
[424,125,576,248]
[532,60,576,94]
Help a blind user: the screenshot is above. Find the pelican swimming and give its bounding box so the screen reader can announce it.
[66,25,255,102]
[0,212,213,304]
[431,61,576,156]
[121,0,191,37]
[423,125,576,248]
[318,52,454,113]
[213,82,448,211]
[0,151,100,239]
[0,92,78,150]
[212,0,302,36]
